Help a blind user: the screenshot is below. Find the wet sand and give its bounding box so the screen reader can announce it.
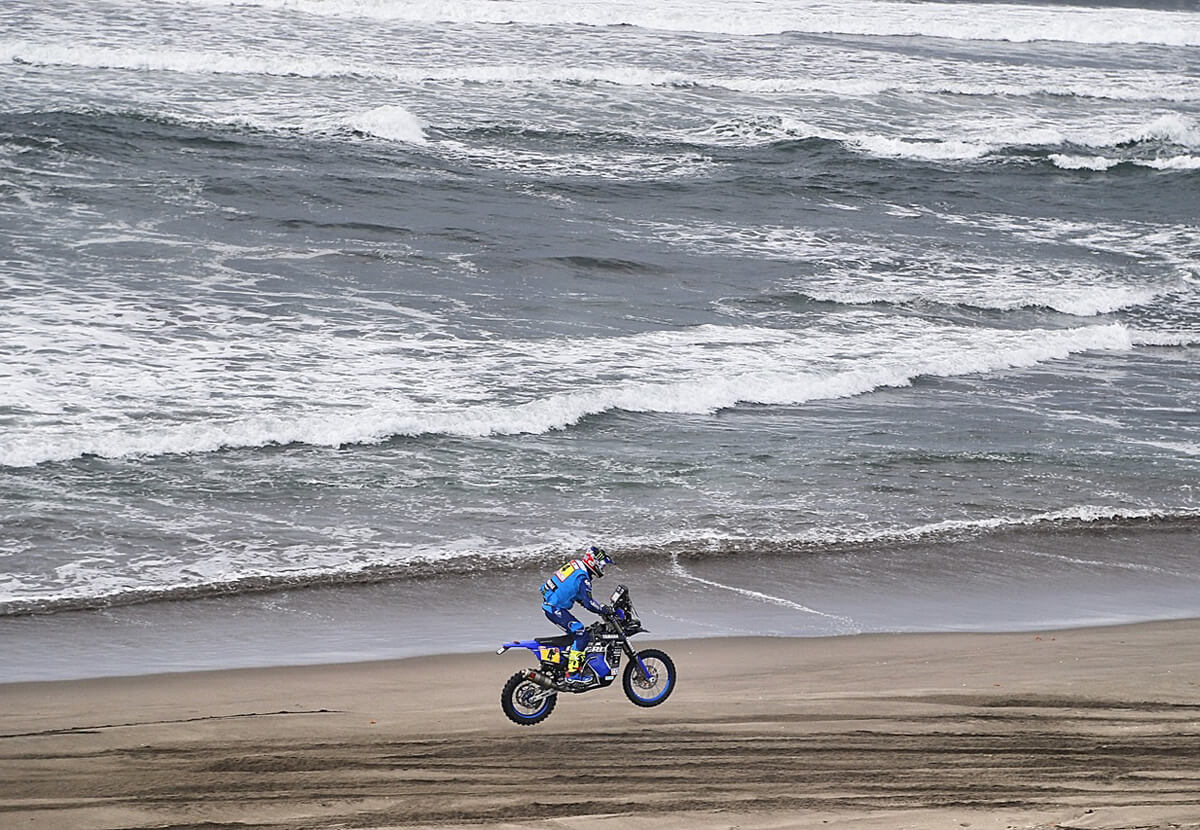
[2,619,1199,829]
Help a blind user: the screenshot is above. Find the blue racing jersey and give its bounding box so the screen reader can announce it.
[540,558,603,613]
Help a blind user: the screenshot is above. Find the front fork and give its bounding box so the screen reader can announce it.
[614,622,652,681]
[627,648,653,682]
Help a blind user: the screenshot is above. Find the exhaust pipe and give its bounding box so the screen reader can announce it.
[525,669,557,690]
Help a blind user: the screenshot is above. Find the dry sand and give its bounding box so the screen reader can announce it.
[2,619,1199,830]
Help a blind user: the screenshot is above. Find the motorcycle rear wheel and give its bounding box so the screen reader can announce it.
[622,648,676,707]
[501,671,558,726]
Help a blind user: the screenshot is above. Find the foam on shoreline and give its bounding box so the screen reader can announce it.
[5,521,1197,683]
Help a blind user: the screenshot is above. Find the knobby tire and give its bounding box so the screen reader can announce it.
[500,671,558,726]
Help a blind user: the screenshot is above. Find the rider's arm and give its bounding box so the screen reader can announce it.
[577,577,605,615]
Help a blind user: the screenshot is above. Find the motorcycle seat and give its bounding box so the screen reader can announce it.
[534,634,575,648]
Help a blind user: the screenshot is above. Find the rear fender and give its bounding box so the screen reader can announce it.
[497,640,566,670]
[497,639,538,654]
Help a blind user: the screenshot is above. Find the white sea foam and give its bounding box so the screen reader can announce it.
[1040,115,1200,164]
[0,319,1143,467]
[1140,155,1200,171]
[9,34,1199,170]
[920,212,1200,282]
[1130,439,1200,457]
[686,114,1200,162]
[1129,330,1200,347]
[344,104,428,144]
[0,40,362,78]
[0,533,531,612]
[1050,154,1120,171]
[166,0,1200,46]
[1053,153,1200,172]
[620,505,1200,560]
[1113,113,1200,148]
[689,116,1014,158]
[713,76,1200,103]
[804,282,1165,317]
[669,552,859,629]
[7,40,1197,106]
[1025,550,1176,575]
[630,217,1183,317]
[439,140,715,180]
[850,135,995,161]
[879,505,1198,542]
[6,503,1196,616]
[862,114,1200,162]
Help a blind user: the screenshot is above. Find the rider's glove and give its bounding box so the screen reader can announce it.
[600,605,613,616]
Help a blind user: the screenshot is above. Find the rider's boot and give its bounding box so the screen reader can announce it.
[564,649,589,685]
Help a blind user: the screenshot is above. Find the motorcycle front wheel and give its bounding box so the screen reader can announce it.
[622,648,676,707]
[501,671,558,726]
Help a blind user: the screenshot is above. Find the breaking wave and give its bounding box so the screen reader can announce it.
[6,41,1197,104]
[0,322,1146,468]
[695,113,1200,163]
[166,0,1200,46]
[4,507,1196,616]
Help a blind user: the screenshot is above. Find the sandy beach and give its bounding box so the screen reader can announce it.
[2,619,1199,830]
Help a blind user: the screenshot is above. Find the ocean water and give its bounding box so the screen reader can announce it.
[2,0,1199,681]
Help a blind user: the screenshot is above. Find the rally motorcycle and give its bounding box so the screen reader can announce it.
[497,584,676,726]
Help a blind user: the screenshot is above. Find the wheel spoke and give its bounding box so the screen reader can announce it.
[514,682,549,715]
[634,659,664,691]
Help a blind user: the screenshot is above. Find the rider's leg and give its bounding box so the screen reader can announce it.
[542,604,579,637]
[564,620,589,682]
[542,605,589,682]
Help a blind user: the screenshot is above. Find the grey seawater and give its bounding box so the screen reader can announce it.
[5,518,1199,682]
[2,0,1199,678]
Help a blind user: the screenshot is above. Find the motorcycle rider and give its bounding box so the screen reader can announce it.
[540,545,613,685]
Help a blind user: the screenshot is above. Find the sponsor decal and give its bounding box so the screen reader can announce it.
[539,647,561,663]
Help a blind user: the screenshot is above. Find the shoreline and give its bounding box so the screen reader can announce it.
[6,520,1200,684]
[3,619,1199,829]
[4,611,1200,688]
